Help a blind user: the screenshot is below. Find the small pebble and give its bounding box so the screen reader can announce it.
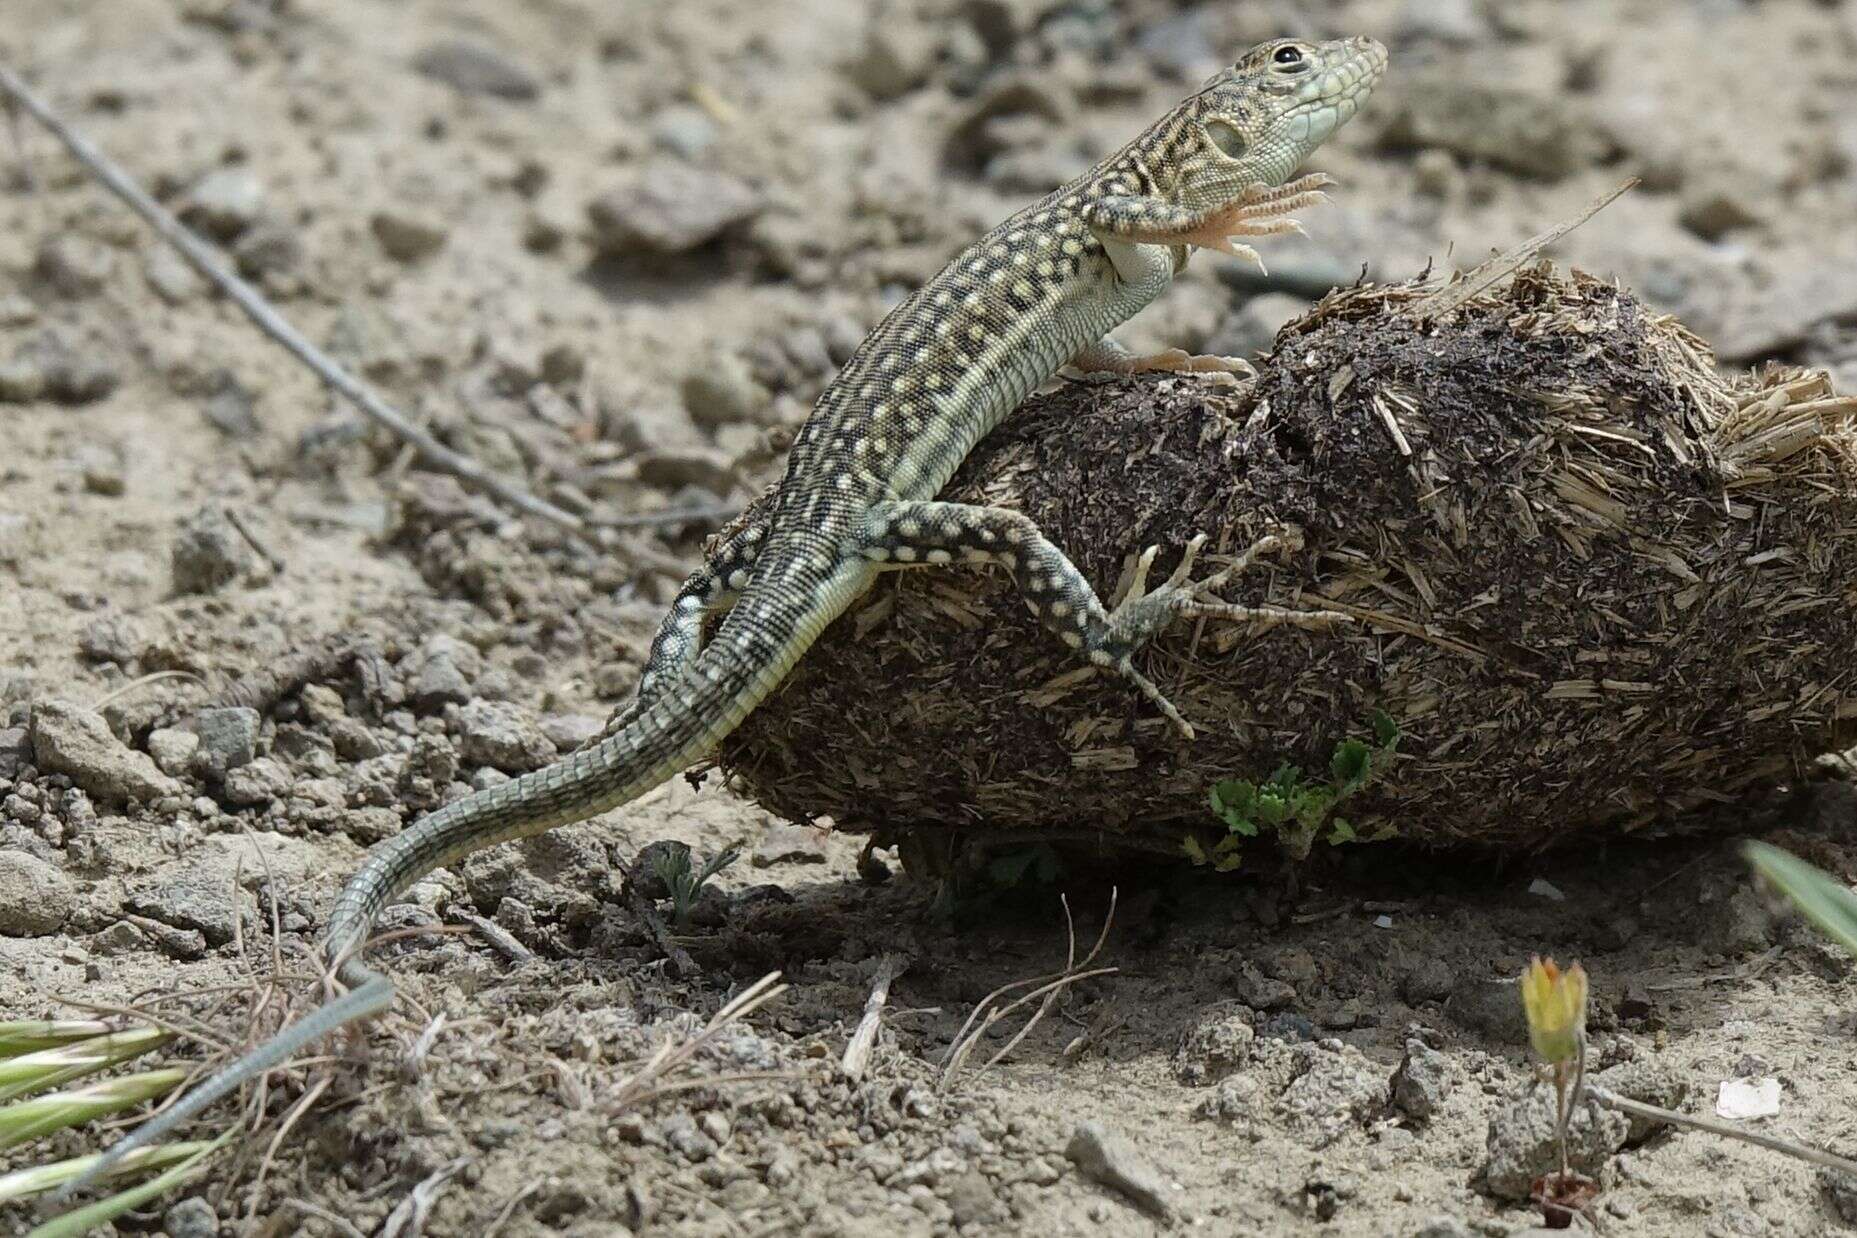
[30,698,180,803]
[0,354,47,403]
[34,236,114,298]
[587,162,764,256]
[371,209,450,262]
[194,706,260,776]
[682,353,771,429]
[163,1197,219,1238]
[186,167,265,240]
[145,246,204,304]
[412,39,541,101]
[649,104,719,159]
[1065,1122,1171,1219]
[0,850,75,936]
[171,506,250,594]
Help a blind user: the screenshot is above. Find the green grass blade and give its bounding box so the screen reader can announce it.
[0,1068,189,1152]
[0,1028,172,1105]
[0,1140,213,1204]
[23,1129,233,1238]
[1744,841,1857,957]
[0,1023,114,1058]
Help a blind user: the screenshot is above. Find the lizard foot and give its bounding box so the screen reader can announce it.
[1173,173,1336,268]
[1090,347,1257,377]
[1092,530,1350,739]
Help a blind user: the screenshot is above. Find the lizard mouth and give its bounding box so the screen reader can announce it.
[1278,37,1387,148]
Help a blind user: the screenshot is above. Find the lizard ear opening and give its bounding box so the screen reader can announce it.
[1204,118,1250,161]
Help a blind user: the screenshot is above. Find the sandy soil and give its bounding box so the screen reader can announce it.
[3,1,1857,1234]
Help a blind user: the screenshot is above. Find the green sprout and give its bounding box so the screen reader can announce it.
[1192,710,1401,869]
[984,844,1061,889]
[650,844,742,929]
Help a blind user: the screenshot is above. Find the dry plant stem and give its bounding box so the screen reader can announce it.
[595,502,743,531]
[625,886,697,978]
[841,956,906,1083]
[281,1200,367,1238]
[87,671,206,711]
[1413,177,1638,320]
[453,913,535,965]
[0,63,588,539]
[483,1182,542,1238]
[378,1155,472,1238]
[222,507,286,575]
[249,1074,330,1208]
[940,892,1118,1087]
[609,973,788,1113]
[1586,1086,1857,1177]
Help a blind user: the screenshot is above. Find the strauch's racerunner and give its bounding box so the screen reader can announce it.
[72,34,1385,1190]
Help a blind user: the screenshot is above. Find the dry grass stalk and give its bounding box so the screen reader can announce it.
[607,972,790,1112]
[939,891,1118,1090]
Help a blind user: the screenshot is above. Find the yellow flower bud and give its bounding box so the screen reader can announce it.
[1520,956,1588,1064]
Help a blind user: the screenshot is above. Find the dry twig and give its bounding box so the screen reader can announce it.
[0,62,588,538]
[841,956,906,1082]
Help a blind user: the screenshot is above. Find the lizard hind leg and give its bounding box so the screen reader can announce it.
[1068,335,1256,379]
[595,522,765,742]
[858,501,1348,739]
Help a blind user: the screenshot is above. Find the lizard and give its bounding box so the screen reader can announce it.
[68,34,1385,1193]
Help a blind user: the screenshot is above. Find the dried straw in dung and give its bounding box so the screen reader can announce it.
[714,266,1857,864]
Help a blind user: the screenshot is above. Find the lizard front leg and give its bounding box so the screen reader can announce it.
[858,500,1346,739]
[597,521,765,741]
[1082,173,1333,268]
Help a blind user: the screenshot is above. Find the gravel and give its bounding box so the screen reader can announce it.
[1390,1038,1453,1121]
[1481,1089,1628,1201]
[371,209,451,262]
[127,869,246,945]
[1379,76,1612,180]
[194,705,260,777]
[223,756,291,806]
[30,698,181,803]
[34,236,114,298]
[1173,1002,1257,1086]
[146,727,201,776]
[457,699,556,772]
[682,353,771,429]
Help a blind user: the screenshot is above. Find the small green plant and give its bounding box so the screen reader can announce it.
[0,1020,233,1237]
[650,844,742,929]
[1192,710,1400,869]
[1744,840,1857,955]
[984,844,1061,890]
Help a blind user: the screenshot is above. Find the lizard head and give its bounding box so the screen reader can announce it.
[1160,35,1386,210]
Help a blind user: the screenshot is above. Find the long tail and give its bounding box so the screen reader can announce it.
[58,568,858,1199]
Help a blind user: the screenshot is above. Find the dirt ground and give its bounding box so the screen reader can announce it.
[4,1,1857,1235]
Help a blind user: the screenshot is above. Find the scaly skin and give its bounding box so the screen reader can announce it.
[66,35,1385,1195]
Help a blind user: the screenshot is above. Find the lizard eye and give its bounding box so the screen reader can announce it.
[1272,45,1307,69]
